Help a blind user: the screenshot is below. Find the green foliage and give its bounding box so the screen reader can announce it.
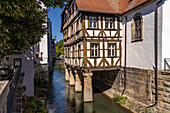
[24,98,47,113]
[34,70,49,97]
[0,0,69,58]
[27,101,37,108]
[42,0,70,9]
[113,95,127,105]
[0,0,46,57]
[55,39,64,57]
[145,108,152,113]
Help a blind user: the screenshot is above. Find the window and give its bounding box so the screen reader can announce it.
[71,2,74,14]
[91,44,98,57]
[71,25,74,35]
[78,44,81,58]
[106,17,113,29]
[72,46,75,58]
[14,58,22,68]
[51,42,54,48]
[108,43,116,57]
[89,17,97,28]
[132,13,142,41]
[68,48,70,57]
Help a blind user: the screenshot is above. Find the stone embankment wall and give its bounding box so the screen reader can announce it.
[0,81,9,113]
[0,68,21,113]
[93,67,170,112]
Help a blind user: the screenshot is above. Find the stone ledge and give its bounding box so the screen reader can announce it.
[0,80,9,95]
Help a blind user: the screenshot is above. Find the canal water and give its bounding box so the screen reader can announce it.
[46,62,132,113]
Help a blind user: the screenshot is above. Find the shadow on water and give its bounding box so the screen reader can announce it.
[47,62,132,113]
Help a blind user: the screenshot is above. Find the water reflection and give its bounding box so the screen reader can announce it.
[47,63,132,113]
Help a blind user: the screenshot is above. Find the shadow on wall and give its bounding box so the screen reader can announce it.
[93,70,122,93]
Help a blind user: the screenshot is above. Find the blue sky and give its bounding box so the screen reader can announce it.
[48,7,63,42]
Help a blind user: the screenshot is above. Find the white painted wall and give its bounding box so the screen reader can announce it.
[121,0,164,70]
[162,0,170,70]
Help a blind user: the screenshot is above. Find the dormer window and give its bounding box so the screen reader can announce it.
[106,17,113,29]
[89,17,97,28]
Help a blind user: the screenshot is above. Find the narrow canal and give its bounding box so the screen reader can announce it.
[46,62,132,113]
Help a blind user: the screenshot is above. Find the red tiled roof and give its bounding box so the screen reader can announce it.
[75,0,152,14]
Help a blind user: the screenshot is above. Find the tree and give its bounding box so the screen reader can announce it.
[0,0,69,58]
[55,39,64,57]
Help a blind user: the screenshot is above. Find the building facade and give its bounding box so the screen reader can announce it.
[61,0,170,111]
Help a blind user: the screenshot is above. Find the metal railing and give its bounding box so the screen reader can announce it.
[164,58,170,71]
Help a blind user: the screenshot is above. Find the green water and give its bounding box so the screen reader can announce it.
[46,62,132,113]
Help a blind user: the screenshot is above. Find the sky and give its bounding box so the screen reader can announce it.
[48,7,63,42]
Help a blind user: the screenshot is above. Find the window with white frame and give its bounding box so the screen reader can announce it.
[106,17,113,29]
[91,44,98,57]
[89,17,97,28]
[108,43,115,57]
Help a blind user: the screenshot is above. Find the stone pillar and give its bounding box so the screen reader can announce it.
[69,68,75,86]
[65,67,69,82]
[75,70,82,92]
[83,72,93,102]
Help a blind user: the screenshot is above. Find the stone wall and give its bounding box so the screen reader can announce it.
[0,68,21,113]
[152,71,170,112]
[93,67,170,112]
[0,81,9,113]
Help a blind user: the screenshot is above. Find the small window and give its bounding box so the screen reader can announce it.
[89,17,97,28]
[91,44,98,57]
[108,43,116,57]
[132,13,142,41]
[14,58,22,68]
[72,46,75,58]
[71,25,74,35]
[106,17,113,29]
[67,48,70,57]
[78,44,81,58]
[71,3,74,14]
[51,42,54,48]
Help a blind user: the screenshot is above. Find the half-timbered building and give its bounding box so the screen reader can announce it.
[61,0,170,107]
[61,0,123,102]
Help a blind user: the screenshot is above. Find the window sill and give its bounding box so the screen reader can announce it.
[131,39,143,43]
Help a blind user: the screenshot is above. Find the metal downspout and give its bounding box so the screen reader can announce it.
[122,16,127,95]
[148,0,163,107]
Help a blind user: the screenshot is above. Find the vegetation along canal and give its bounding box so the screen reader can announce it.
[46,62,132,113]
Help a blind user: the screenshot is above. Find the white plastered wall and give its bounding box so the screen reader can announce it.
[121,0,163,70]
[162,0,170,70]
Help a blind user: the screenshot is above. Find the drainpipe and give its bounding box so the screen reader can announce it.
[149,0,163,107]
[122,16,127,95]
